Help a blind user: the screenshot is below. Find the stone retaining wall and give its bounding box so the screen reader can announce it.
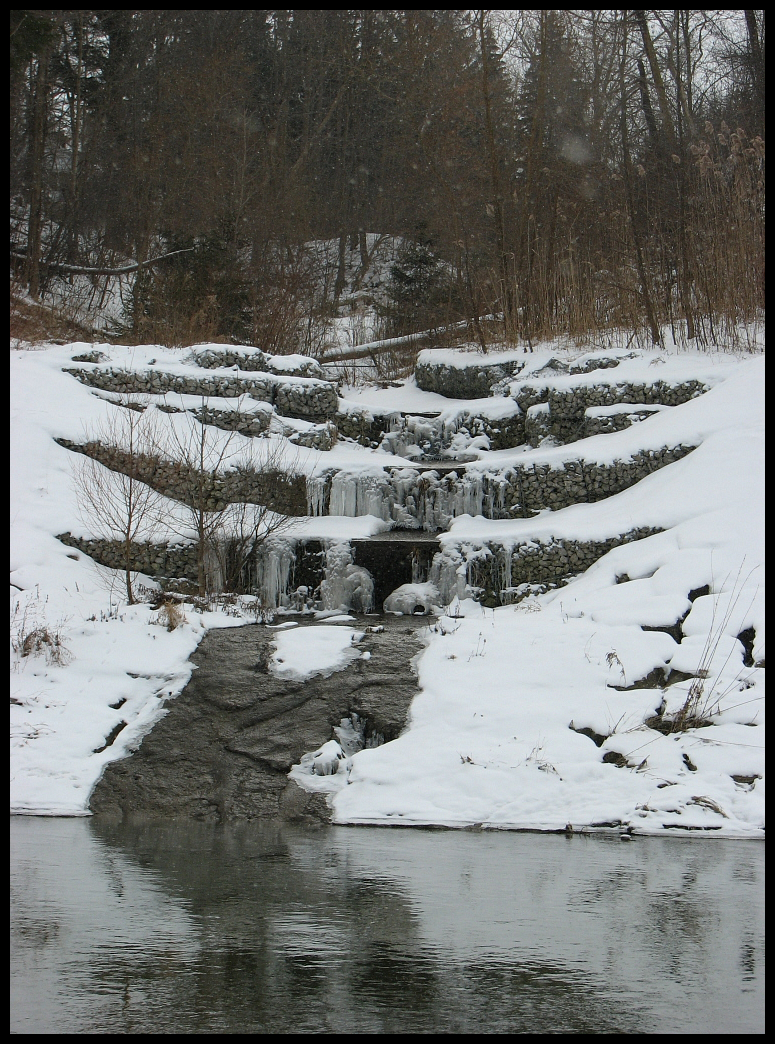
[64,366,338,422]
[56,438,308,516]
[459,526,663,606]
[334,406,400,447]
[492,444,694,515]
[415,356,525,398]
[190,405,272,437]
[57,525,662,611]
[57,532,200,580]
[539,380,707,445]
[583,405,665,438]
[415,351,640,400]
[191,346,325,379]
[312,444,695,526]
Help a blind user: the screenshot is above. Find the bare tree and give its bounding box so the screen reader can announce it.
[73,403,164,604]
[154,402,298,597]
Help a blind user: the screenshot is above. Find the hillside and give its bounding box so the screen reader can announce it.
[10,329,765,835]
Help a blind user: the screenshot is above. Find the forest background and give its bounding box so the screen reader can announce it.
[9,10,765,353]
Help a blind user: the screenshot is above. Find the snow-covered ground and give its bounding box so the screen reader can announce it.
[10,334,764,835]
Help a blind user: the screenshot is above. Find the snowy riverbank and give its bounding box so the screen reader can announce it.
[10,336,764,835]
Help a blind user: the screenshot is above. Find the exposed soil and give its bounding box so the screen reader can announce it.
[89,614,429,824]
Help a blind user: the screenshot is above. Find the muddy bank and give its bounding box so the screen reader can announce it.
[89,615,428,824]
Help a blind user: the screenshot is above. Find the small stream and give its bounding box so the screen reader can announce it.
[11,817,764,1033]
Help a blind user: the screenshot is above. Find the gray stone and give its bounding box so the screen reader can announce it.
[89,614,427,822]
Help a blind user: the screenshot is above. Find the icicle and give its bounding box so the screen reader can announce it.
[306,475,329,517]
[429,548,466,606]
[256,538,295,607]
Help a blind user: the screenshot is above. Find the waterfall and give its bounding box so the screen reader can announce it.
[428,549,468,606]
[319,542,374,613]
[321,467,490,531]
[256,538,295,608]
[306,475,329,517]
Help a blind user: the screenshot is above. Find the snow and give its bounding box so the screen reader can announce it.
[10,333,765,836]
[269,625,365,682]
[384,582,441,615]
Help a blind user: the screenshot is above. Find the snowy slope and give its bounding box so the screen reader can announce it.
[10,337,765,834]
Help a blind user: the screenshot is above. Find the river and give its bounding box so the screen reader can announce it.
[10,817,764,1034]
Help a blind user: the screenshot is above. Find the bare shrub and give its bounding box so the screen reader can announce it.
[659,565,760,733]
[72,402,165,604]
[152,600,187,631]
[11,596,72,667]
[153,402,299,597]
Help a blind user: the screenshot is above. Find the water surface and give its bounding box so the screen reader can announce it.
[11,817,764,1033]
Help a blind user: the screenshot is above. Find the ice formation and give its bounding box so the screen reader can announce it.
[319,542,374,613]
[383,582,441,615]
[255,537,295,608]
[312,466,507,531]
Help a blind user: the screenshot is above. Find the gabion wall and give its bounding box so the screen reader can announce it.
[64,366,338,421]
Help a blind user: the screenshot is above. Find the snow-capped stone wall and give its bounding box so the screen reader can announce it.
[191,346,325,379]
[415,354,525,398]
[308,444,695,526]
[440,526,663,607]
[57,532,200,581]
[55,437,308,516]
[63,366,339,421]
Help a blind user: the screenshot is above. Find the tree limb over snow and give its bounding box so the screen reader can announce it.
[9,246,195,277]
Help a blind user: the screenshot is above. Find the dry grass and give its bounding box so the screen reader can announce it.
[10,284,95,347]
[152,599,187,631]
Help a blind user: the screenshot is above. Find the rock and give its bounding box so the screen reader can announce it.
[89,615,427,821]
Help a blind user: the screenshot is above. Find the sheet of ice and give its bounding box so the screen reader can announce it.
[269,625,364,681]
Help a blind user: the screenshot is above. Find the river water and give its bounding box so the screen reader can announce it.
[10,817,764,1034]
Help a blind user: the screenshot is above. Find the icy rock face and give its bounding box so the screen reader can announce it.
[293,713,382,786]
[379,413,491,460]
[384,581,440,615]
[320,542,374,613]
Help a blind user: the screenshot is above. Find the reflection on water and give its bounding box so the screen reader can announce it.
[11,818,764,1034]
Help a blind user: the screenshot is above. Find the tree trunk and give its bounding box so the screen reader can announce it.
[26,50,51,299]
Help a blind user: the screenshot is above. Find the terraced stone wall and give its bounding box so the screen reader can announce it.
[459,526,663,606]
[540,380,708,445]
[494,444,695,515]
[415,355,524,398]
[64,367,339,422]
[312,444,695,525]
[56,437,308,516]
[57,532,200,581]
[191,347,325,379]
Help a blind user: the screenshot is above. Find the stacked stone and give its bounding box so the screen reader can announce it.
[583,405,664,438]
[465,526,663,605]
[273,379,338,420]
[288,422,338,451]
[64,366,339,422]
[568,354,635,374]
[543,380,707,445]
[192,347,325,379]
[56,437,308,517]
[491,445,695,517]
[415,356,525,398]
[57,532,199,580]
[70,350,107,364]
[191,406,271,437]
[524,403,552,446]
[334,406,399,447]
